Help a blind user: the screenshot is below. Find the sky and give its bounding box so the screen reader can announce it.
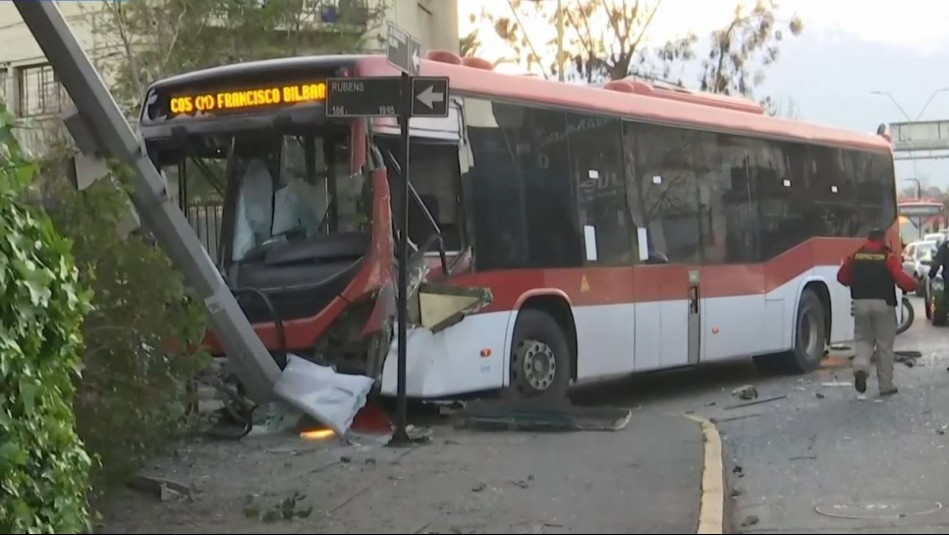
[459,0,949,191]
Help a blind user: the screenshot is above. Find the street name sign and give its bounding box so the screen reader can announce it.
[411,77,449,117]
[386,22,421,77]
[325,77,401,118]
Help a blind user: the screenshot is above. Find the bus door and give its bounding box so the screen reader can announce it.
[634,239,698,370]
[687,268,700,365]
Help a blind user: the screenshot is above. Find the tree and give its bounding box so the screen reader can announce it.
[483,0,800,97]
[460,13,516,68]
[699,0,803,105]
[561,0,696,82]
[83,0,387,115]
[761,95,802,119]
[0,101,93,534]
[482,0,696,83]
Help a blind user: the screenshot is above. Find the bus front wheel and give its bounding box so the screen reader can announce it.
[507,309,572,400]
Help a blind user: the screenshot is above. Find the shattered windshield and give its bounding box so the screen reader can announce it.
[229,132,365,263]
[160,130,367,266]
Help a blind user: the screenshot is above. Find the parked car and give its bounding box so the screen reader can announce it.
[903,239,938,297]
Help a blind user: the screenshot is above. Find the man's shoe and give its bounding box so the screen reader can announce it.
[881,387,899,397]
[855,371,868,394]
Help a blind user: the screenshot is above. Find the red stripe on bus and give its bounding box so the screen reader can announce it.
[448,236,882,310]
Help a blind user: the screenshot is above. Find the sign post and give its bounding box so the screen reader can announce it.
[385,21,418,448]
[325,22,450,446]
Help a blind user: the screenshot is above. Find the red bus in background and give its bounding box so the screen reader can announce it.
[139,52,899,403]
[898,198,947,245]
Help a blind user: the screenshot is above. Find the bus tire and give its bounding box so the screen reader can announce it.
[933,301,947,326]
[755,289,826,375]
[784,289,827,374]
[507,309,572,400]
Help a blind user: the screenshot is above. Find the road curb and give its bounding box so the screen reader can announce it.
[685,414,724,535]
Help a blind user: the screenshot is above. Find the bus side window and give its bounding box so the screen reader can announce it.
[566,113,633,266]
[623,121,703,264]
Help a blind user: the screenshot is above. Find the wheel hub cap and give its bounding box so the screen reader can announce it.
[521,340,556,391]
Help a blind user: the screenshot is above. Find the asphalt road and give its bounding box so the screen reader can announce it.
[105,296,949,534]
[575,294,949,534]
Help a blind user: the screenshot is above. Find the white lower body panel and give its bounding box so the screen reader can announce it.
[379,310,511,398]
[377,266,853,399]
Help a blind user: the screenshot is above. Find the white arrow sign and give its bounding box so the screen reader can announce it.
[416,85,444,109]
[411,49,421,73]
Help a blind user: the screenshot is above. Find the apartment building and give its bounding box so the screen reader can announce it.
[0,0,458,147]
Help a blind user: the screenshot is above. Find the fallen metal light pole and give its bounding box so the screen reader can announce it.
[12,1,371,435]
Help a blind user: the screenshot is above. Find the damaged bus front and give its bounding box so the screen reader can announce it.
[139,56,489,418]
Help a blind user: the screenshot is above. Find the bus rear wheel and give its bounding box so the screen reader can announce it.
[507,309,571,401]
[754,289,826,375]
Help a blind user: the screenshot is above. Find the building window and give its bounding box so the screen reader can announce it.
[0,68,7,105]
[18,63,70,117]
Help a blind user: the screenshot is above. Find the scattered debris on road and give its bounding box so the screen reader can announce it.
[460,400,632,432]
[816,393,825,399]
[711,413,761,424]
[471,482,487,493]
[741,515,760,527]
[788,455,818,462]
[127,475,192,502]
[725,395,787,411]
[730,488,743,498]
[243,491,312,522]
[732,385,759,400]
[822,382,851,388]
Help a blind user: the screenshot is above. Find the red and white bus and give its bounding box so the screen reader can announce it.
[898,198,946,245]
[138,52,898,402]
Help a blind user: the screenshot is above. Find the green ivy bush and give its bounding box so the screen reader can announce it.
[38,157,210,494]
[0,104,93,532]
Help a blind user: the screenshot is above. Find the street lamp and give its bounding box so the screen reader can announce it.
[870,88,949,184]
[870,88,949,121]
[905,177,922,199]
[520,0,565,82]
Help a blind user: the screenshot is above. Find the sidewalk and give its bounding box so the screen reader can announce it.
[103,410,712,534]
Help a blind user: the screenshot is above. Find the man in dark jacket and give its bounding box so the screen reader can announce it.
[928,237,949,302]
[837,229,917,397]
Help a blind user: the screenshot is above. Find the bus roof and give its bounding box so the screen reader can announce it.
[143,53,891,153]
[146,54,363,91]
[357,55,890,153]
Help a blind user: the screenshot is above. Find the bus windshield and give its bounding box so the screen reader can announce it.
[161,128,367,266]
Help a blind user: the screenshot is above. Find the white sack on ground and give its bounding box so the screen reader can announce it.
[273,355,375,436]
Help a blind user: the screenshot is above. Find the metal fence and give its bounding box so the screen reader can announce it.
[186,201,224,265]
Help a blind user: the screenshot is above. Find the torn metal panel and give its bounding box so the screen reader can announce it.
[416,283,494,333]
[404,254,431,326]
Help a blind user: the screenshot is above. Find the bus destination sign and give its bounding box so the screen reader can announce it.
[167,81,327,116]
